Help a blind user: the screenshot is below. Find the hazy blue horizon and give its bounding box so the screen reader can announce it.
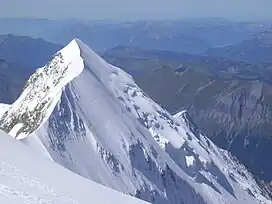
[0,17,271,23]
[1,0,272,21]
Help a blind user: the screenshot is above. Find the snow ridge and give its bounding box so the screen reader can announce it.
[0,39,271,204]
[0,39,84,139]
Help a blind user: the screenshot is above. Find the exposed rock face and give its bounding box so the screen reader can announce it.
[139,68,272,182]
[181,81,272,182]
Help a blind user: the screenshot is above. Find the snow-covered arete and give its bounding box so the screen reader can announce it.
[0,39,270,204]
[0,40,83,139]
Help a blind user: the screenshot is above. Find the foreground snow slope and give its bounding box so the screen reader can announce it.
[0,39,271,204]
[0,130,149,204]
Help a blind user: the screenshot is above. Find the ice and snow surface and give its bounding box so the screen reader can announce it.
[0,130,149,204]
[185,156,195,167]
[0,39,271,204]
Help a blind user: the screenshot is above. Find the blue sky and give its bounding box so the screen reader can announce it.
[1,0,271,21]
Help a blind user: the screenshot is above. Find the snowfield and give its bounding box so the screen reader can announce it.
[0,39,271,204]
[0,130,149,204]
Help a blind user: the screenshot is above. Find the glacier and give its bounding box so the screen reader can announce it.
[0,39,271,204]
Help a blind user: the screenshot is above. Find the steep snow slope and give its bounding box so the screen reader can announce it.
[0,130,149,204]
[0,39,271,204]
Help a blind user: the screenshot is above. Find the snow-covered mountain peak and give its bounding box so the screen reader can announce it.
[0,40,271,204]
[0,39,84,139]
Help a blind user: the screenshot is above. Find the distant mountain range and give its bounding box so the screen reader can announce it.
[206,31,272,63]
[0,34,61,70]
[0,18,270,54]
[0,59,29,104]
